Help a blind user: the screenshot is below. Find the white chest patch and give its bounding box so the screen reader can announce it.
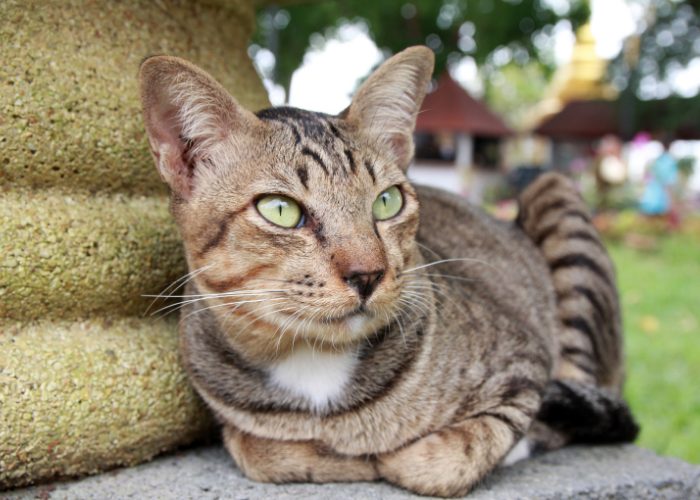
[268,347,358,413]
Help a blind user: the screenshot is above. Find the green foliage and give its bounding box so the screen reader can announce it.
[609,0,700,100]
[633,93,700,139]
[483,61,550,126]
[609,230,700,464]
[254,0,590,94]
[678,156,696,177]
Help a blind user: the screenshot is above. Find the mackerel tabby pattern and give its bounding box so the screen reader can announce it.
[139,46,638,497]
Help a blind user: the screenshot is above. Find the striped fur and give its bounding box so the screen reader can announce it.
[517,173,623,391]
[139,48,637,498]
[517,172,638,448]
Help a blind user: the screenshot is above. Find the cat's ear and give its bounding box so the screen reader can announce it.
[345,46,434,170]
[139,56,258,198]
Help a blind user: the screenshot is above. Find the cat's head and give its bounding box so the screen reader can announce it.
[140,46,434,356]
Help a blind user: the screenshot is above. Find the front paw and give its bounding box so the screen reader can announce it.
[223,425,379,484]
[377,432,474,497]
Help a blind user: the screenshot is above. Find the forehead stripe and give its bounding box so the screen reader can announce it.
[255,112,302,145]
[301,146,329,176]
[364,160,376,184]
[344,148,356,174]
[296,166,309,189]
[327,121,342,139]
[288,123,302,145]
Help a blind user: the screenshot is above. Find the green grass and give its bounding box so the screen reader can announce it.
[608,232,700,464]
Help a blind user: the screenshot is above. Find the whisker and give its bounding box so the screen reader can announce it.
[143,264,213,315]
[390,308,407,348]
[182,297,287,321]
[416,241,442,260]
[291,306,321,351]
[145,288,287,300]
[418,273,480,284]
[275,305,310,353]
[232,300,295,338]
[149,289,286,317]
[406,281,471,319]
[272,305,310,355]
[223,300,298,347]
[402,257,498,274]
[397,294,432,318]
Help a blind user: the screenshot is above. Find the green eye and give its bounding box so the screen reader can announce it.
[372,186,403,221]
[256,195,303,228]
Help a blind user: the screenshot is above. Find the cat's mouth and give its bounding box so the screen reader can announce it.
[321,304,372,332]
[321,305,369,325]
[277,304,380,338]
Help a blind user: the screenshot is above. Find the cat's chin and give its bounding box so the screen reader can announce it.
[305,308,387,345]
[344,313,368,335]
[320,306,367,325]
[319,311,371,337]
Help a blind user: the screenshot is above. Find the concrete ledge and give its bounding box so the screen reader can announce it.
[6,445,699,499]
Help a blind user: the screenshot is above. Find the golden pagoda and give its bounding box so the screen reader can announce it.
[527,23,617,127]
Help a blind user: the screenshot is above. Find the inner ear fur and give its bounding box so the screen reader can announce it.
[345,46,435,170]
[139,55,258,197]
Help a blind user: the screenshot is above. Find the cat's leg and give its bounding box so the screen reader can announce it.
[377,410,532,497]
[222,424,379,483]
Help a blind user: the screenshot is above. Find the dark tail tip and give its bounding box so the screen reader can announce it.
[536,379,640,444]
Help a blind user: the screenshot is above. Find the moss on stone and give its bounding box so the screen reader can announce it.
[0,189,186,321]
[0,317,216,489]
[0,0,269,195]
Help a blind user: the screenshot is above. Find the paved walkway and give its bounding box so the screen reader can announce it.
[6,444,700,499]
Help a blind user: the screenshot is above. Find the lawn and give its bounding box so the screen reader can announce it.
[607,231,700,464]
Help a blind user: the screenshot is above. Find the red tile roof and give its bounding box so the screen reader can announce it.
[415,73,513,137]
[534,100,619,139]
[533,98,700,140]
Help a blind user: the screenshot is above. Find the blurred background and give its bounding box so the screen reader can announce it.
[249,0,699,463]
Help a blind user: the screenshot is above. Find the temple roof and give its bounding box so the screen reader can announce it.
[534,100,619,140]
[534,97,700,140]
[415,73,512,137]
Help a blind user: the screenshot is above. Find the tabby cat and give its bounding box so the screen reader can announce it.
[139,46,638,497]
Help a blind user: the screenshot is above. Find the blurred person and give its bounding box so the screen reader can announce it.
[594,135,627,211]
[639,138,680,228]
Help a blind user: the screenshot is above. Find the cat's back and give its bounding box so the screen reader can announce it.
[414,183,555,305]
[415,184,530,260]
[413,183,560,368]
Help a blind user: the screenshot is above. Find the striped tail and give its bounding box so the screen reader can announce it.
[517,172,623,391]
[517,172,638,445]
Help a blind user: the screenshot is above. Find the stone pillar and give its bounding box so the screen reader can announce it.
[455,133,473,194]
[0,0,269,488]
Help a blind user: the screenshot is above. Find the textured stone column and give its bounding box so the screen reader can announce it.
[0,0,269,488]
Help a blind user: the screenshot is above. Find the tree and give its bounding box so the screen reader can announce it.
[253,0,590,99]
[608,0,700,138]
[255,1,699,135]
[610,0,700,100]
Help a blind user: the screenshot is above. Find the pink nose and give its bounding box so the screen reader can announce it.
[343,270,384,300]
